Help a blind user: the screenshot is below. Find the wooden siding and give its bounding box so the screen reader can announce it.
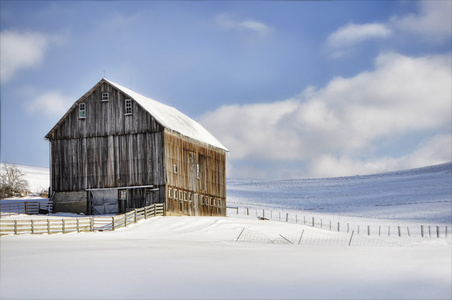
[48,82,166,192]
[51,133,165,191]
[46,82,163,140]
[164,130,226,216]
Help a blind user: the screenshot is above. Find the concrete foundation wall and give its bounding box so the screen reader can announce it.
[53,191,88,214]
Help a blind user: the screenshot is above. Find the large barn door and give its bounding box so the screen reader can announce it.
[90,190,118,215]
[188,152,197,191]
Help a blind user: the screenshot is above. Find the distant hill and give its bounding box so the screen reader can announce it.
[227,162,452,223]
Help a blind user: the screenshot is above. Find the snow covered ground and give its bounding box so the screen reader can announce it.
[1,162,451,299]
[1,216,451,299]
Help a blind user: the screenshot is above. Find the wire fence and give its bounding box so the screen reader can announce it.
[227,206,450,239]
[235,227,416,247]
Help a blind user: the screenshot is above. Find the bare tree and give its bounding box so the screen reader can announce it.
[0,164,30,199]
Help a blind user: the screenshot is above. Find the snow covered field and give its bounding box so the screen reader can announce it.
[1,163,451,299]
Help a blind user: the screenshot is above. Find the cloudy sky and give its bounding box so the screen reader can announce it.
[1,1,451,179]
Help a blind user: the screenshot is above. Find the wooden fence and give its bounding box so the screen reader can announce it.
[0,203,165,236]
[0,201,53,216]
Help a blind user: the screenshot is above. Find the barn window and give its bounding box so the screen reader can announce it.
[125,99,132,115]
[79,103,86,118]
[196,164,200,179]
[218,199,221,207]
[173,164,178,173]
[168,188,172,198]
[101,92,109,101]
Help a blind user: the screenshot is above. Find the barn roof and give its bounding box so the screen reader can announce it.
[46,78,228,151]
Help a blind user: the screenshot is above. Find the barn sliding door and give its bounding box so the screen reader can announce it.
[90,190,118,215]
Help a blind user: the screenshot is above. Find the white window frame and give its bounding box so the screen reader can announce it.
[173,164,178,173]
[101,92,109,101]
[79,103,86,119]
[125,99,132,115]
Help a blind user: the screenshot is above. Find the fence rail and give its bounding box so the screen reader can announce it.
[227,206,450,239]
[0,203,165,236]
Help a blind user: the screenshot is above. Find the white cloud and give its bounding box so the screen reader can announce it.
[327,22,392,49]
[392,1,452,41]
[26,91,73,116]
[200,52,451,179]
[0,30,55,83]
[326,2,451,56]
[216,13,271,37]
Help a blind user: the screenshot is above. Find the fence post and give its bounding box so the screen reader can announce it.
[436,226,439,238]
[24,202,28,215]
[348,231,354,246]
[124,214,127,227]
[303,216,305,224]
[368,225,370,236]
[76,219,80,233]
[421,225,424,237]
[337,222,340,232]
[312,217,314,227]
[286,213,289,222]
[144,207,147,219]
[379,226,381,236]
[279,212,281,221]
[263,209,265,218]
[236,228,246,241]
[31,219,34,234]
[112,217,115,231]
[295,215,298,223]
[407,226,410,237]
[428,226,431,237]
[347,223,349,233]
[397,226,401,237]
[298,230,304,245]
[329,220,331,231]
[134,209,137,223]
[446,226,448,238]
[236,207,238,214]
[247,207,249,216]
[90,218,94,232]
[47,219,50,234]
[321,219,323,229]
[14,220,18,235]
[62,219,66,234]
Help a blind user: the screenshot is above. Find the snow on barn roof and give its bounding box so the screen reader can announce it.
[104,79,228,151]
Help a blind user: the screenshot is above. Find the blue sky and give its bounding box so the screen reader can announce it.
[1,1,451,179]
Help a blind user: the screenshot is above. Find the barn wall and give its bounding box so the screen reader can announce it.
[48,82,166,192]
[164,130,227,216]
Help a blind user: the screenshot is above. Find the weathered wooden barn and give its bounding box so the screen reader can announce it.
[45,78,228,216]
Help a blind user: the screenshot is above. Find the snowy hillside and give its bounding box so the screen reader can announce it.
[228,162,452,224]
[0,163,49,194]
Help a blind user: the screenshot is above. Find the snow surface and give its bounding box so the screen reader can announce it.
[1,162,451,299]
[1,216,450,299]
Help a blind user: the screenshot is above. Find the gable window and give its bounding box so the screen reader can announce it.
[173,164,178,173]
[79,103,86,118]
[125,99,132,115]
[101,92,109,101]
